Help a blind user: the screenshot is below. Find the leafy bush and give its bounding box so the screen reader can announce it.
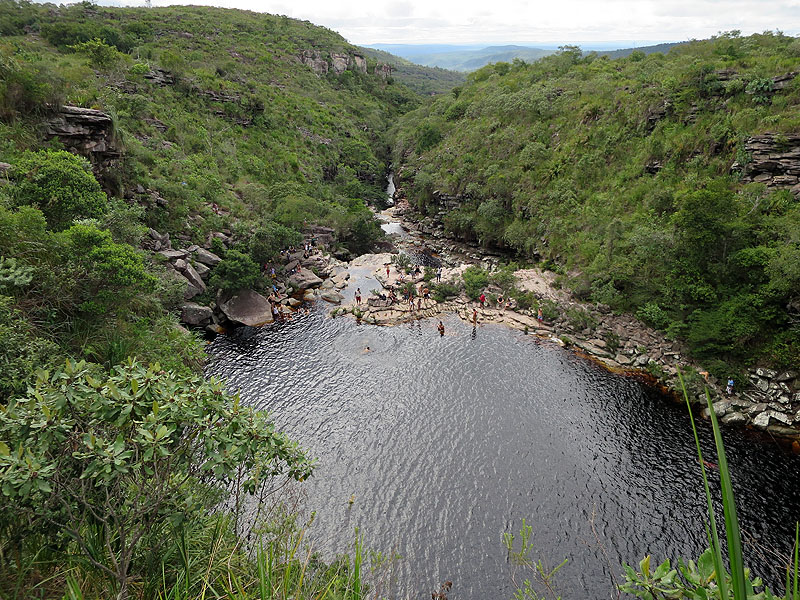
[10,150,108,231]
[247,221,302,265]
[462,265,489,300]
[0,295,62,400]
[59,223,157,315]
[209,249,262,292]
[636,302,671,330]
[432,281,460,302]
[0,359,312,600]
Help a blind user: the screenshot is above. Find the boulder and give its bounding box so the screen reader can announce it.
[721,412,747,425]
[303,290,316,301]
[219,290,274,326]
[287,268,323,290]
[158,249,189,261]
[194,261,210,279]
[287,297,301,308]
[193,247,222,267]
[180,302,213,326]
[179,262,206,294]
[320,290,344,304]
[752,412,771,428]
[183,282,204,301]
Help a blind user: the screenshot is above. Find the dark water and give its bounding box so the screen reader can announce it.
[206,309,800,599]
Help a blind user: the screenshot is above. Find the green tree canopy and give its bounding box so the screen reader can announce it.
[0,359,313,600]
[10,149,108,231]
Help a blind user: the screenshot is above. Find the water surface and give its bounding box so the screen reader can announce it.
[207,309,800,599]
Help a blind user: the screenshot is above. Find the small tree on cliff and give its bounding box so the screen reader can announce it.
[0,359,313,600]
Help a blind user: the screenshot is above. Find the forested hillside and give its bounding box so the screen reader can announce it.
[358,46,465,94]
[0,0,433,383]
[391,33,800,376]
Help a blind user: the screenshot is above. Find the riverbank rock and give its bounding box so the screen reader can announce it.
[320,290,344,303]
[287,268,323,290]
[180,302,213,326]
[219,290,274,326]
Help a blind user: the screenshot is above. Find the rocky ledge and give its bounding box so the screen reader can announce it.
[329,249,800,443]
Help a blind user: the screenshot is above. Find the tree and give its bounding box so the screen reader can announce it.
[247,221,301,265]
[10,150,108,231]
[0,359,313,600]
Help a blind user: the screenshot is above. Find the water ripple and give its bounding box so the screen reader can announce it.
[207,309,800,599]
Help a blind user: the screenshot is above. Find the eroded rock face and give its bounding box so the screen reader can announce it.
[352,54,367,73]
[219,289,274,326]
[375,63,392,79]
[300,50,329,75]
[741,133,800,196]
[330,53,350,74]
[45,106,120,173]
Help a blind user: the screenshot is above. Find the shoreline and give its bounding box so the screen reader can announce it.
[321,208,800,446]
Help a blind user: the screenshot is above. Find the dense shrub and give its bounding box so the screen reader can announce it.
[10,150,107,231]
[209,249,262,292]
[462,265,489,300]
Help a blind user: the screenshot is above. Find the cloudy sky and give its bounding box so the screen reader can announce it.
[117,0,800,45]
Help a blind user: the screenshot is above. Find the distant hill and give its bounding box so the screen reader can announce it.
[595,41,686,58]
[358,47,465,95]
[366,44,553,72]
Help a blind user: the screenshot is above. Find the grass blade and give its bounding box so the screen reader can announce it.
[678,369,729,600]
[704,387,747,599]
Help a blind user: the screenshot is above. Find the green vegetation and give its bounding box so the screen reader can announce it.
[358,47,465,95]
[393,32,800,373]
[0,359,373,600]
[621,373,800,600]
[0,2,449,597]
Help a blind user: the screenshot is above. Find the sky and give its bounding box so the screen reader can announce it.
[86,0,800,46]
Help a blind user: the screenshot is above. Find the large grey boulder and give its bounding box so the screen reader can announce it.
[158,249,189,261]
[193,247,222,267]
[180,302,213,326]
[219,289,274,326]
[287,268,323,290]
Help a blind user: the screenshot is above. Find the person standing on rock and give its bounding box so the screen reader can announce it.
[537,307,544,323]
[436,267,442,283]
[726,378,734,396]
[479,293,486,307]
[472,308,478,325]
[355,288,362,305]
[386,265,390,278]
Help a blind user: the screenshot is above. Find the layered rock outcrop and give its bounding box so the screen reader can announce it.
[299,50,369,76]
[740,133,800,196]
[45,106,120,181]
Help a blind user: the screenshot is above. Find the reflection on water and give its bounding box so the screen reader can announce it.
[207,310,800,599]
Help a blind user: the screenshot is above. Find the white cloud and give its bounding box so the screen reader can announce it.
[75,0,800,44]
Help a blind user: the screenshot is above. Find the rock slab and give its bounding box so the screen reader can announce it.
[219,290,274,327]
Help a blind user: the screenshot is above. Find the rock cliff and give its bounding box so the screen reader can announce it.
[741,133,800,196]
[45,106,121,191]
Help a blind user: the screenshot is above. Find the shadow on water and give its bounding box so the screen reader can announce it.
[206,309,800,599]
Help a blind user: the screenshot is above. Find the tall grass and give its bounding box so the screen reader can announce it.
[622,371,800,599]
